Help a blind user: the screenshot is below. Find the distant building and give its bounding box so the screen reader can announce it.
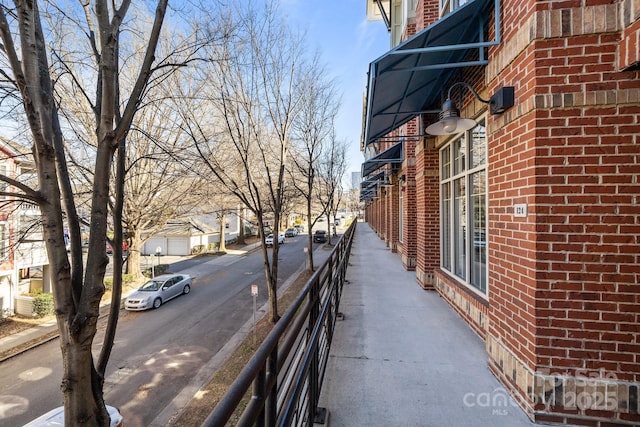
[350,171,361,190]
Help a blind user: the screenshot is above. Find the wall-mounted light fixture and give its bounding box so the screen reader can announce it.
[425,83,514,136]
[379,175,394,187]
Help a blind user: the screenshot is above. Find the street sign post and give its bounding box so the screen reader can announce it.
[304,247,308,270]
[251,284,258,344]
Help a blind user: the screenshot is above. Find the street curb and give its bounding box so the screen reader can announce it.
[0,327,60,363]
[0,296,131,363]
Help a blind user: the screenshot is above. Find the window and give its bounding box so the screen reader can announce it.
[0,164,7,200]
[402,0,418,32]
[0,222,7,260]
[440,119,487,294]
[440,0,469,16]
[399,186,404,243]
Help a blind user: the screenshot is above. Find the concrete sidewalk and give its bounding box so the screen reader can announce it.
[318,223,540,427]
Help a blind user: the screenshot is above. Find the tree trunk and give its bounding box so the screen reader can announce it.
[218,212,226,252]
[268,279,279,323]
[0,1,169,424]
[126,229,144,278]
[60,337,107,426]
[237,207,246,245]
[306,198,314,271]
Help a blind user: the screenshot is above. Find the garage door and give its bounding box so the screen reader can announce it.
[167,238,189,256]
[144,238,165,256]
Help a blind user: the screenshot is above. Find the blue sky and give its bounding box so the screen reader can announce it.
[282,0,390,181]
[1,1,390,182]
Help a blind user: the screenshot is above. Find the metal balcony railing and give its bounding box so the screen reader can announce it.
[202,220,357,427]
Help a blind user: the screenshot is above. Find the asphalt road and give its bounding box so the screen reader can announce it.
[0,232,324,427]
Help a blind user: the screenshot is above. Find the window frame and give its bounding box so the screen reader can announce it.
[439,117,488,297]
[0,164,8,200]
[398,185,404,243]
[0,222,8,261]
[440,0,469,16]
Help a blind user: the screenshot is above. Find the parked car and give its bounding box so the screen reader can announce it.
[265,233,285,247]
[24,405,123,427]
[294,224,304,233]
[125,273,192,311]
[313,229,328,243]
[106,241,128,254]
[285,227,298,237]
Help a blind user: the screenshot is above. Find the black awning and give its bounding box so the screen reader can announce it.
[362,142,403,178]
[360,171,385,189]
[359,170,387,202]
[360,188,377,202]
[363,0,494,146]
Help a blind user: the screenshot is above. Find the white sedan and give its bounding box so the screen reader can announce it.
[125,273,192,310]
[265,233,285,247]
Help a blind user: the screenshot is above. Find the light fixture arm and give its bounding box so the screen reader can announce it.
[426,83,514,136]
[446,81,489,104]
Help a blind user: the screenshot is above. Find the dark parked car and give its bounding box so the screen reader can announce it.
[313,229,328,243]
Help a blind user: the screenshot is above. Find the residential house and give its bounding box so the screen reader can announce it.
[0,137,50,316]
[142,209,247,256]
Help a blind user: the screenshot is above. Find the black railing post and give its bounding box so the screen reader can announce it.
[254,366,266,426]
[265,344,277,426]
[308,275,320,426]
[310,256,333,424]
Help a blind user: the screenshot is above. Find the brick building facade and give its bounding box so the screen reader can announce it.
[361,0,640,424]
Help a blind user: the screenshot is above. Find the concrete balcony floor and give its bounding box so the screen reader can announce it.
[318,223,546,427]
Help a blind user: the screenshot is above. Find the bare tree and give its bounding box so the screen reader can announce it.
[184,1,309,323]
[120,114,206,276]
[51,17,213,280]
[0,2,172,424]
[199,191,240,253]
[316,136,348,245]
[289,64,340,270]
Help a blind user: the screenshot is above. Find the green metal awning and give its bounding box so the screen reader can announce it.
[362,141,404,178]
[363,0,497,146]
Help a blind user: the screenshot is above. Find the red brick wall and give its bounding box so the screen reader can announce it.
[415,139,439,285]
[386,181,398,250]
[401,121,418,268]
[389,184,396,251]
[397,12,420,269]
[489,11,640,378]
[485,0,640,423]
[487,40,539,374]
[416,0,439,30]
[531,35,640,380]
